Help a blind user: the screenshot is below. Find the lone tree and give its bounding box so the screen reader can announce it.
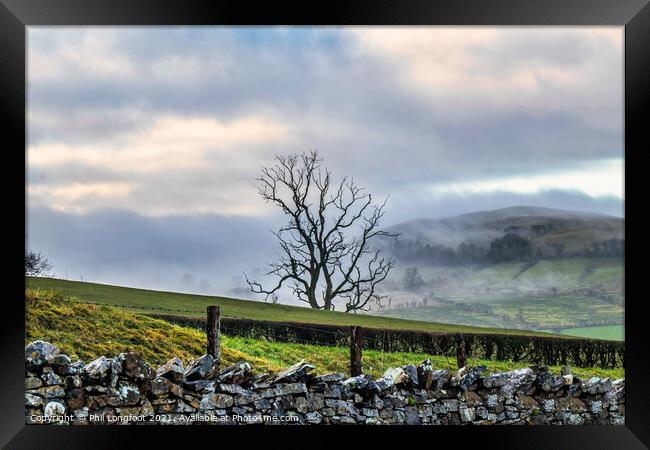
[25,250,52,276]
[245,150,397,312]
[403,267,425,291]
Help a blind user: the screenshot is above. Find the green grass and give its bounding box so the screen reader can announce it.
[558,325,624,341]
[25,289,623,380]
[26,277,564,338]
[460,257,623,291]
[382,294,623,334]
[487,295,623,329]
[381,257,624,332]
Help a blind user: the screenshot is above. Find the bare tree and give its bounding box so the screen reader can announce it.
[245,150,397,312]
[403,267,425,291]
[25,250,52,276]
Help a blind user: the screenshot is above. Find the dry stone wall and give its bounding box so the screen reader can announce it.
[25,340,625,426]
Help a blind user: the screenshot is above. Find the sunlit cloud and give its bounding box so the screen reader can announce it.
[427,159,623,199]
[27,27,623,219]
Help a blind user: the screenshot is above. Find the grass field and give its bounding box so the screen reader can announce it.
[381,294,623,336]
[558,325,624,341]
[25,289,623,379]
[26,277,565,338]
[434,257,623,293]
[381,257,624,334]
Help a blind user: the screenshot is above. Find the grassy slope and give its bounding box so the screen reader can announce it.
[559,325,625,341]
[461,257,623,291]
[381,258,624,339]
[26,277,564,338]
[25,289,623,379]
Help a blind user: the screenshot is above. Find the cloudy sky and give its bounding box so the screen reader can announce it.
[27,27,624,297]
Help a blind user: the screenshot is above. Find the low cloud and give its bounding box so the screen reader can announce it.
[26,27,624,291]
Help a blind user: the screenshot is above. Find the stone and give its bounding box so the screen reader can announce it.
[401,364,419,386]
[442,399,459,412]
[583,377,613,395]
[218,383,250,395]
[25,341,60,368]
[43,400,66,418]
[116,382,141,406]
[59,361,85,376]
[157,357,184,383]
[539,372,564,392]
[280,383,308,395]
[342,374,371,391]
[252,373,270,384]
[271,360,315,383]
[200,393,233,410]
[175,401,196,413]
[120,352,154,380]
[605,380,625,402]
[72,407,90,424]
[305,411,322,424]
[65,376,83,389]
[20,349,625,427]
[516,394,539,410]
[52,354,72,366]
[459,406,476,423]
[542,399,556,413]
[464,391,482,406]
[217,361,252,384]
[483,368,536,395]
[183,394,201,410]
[84,356,119,381]
[323,384,342,398]
[589,400,603,414]
[393,409,406,423]
[417,359,434,389]
[459,365,486,391]
[234,392,260,406]
[65,388,85,410]
[25,393,42,407]
[362,407,379,417]
[150,377,172,396]
[404,406,420,425]
[254,398,272,410]
[430,370,451,391]
[303,392,323,411]
[41,372,64,386]
[333,415,357,425]
[486,394,499,408]
[25,377,43,390]
[382,367,408,386]
[295,396,309,413]
[183,379,211,392]
[29,385,66,399]
[315,373,346,383]
[184,354,215,381]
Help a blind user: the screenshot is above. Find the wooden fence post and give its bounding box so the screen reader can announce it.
[350,326,363,376]
[207,306,221,369]
[455,333,467,369]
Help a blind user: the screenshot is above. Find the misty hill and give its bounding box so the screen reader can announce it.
[379,206,624,265]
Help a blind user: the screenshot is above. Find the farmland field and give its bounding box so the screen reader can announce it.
[26,277,566,338]
[378,257,624,334]
[557,325,624,341]
[24,288,624,379]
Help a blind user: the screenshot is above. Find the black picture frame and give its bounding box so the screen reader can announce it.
[1,0,647,448]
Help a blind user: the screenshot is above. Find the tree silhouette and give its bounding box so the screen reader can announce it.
[245,150,397,312]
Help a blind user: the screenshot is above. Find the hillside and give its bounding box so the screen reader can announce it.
[381,205,623,256]
[24,289,623,379]
[366,206,625,341]
[26,277,561,338]
[377,257,624,340]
